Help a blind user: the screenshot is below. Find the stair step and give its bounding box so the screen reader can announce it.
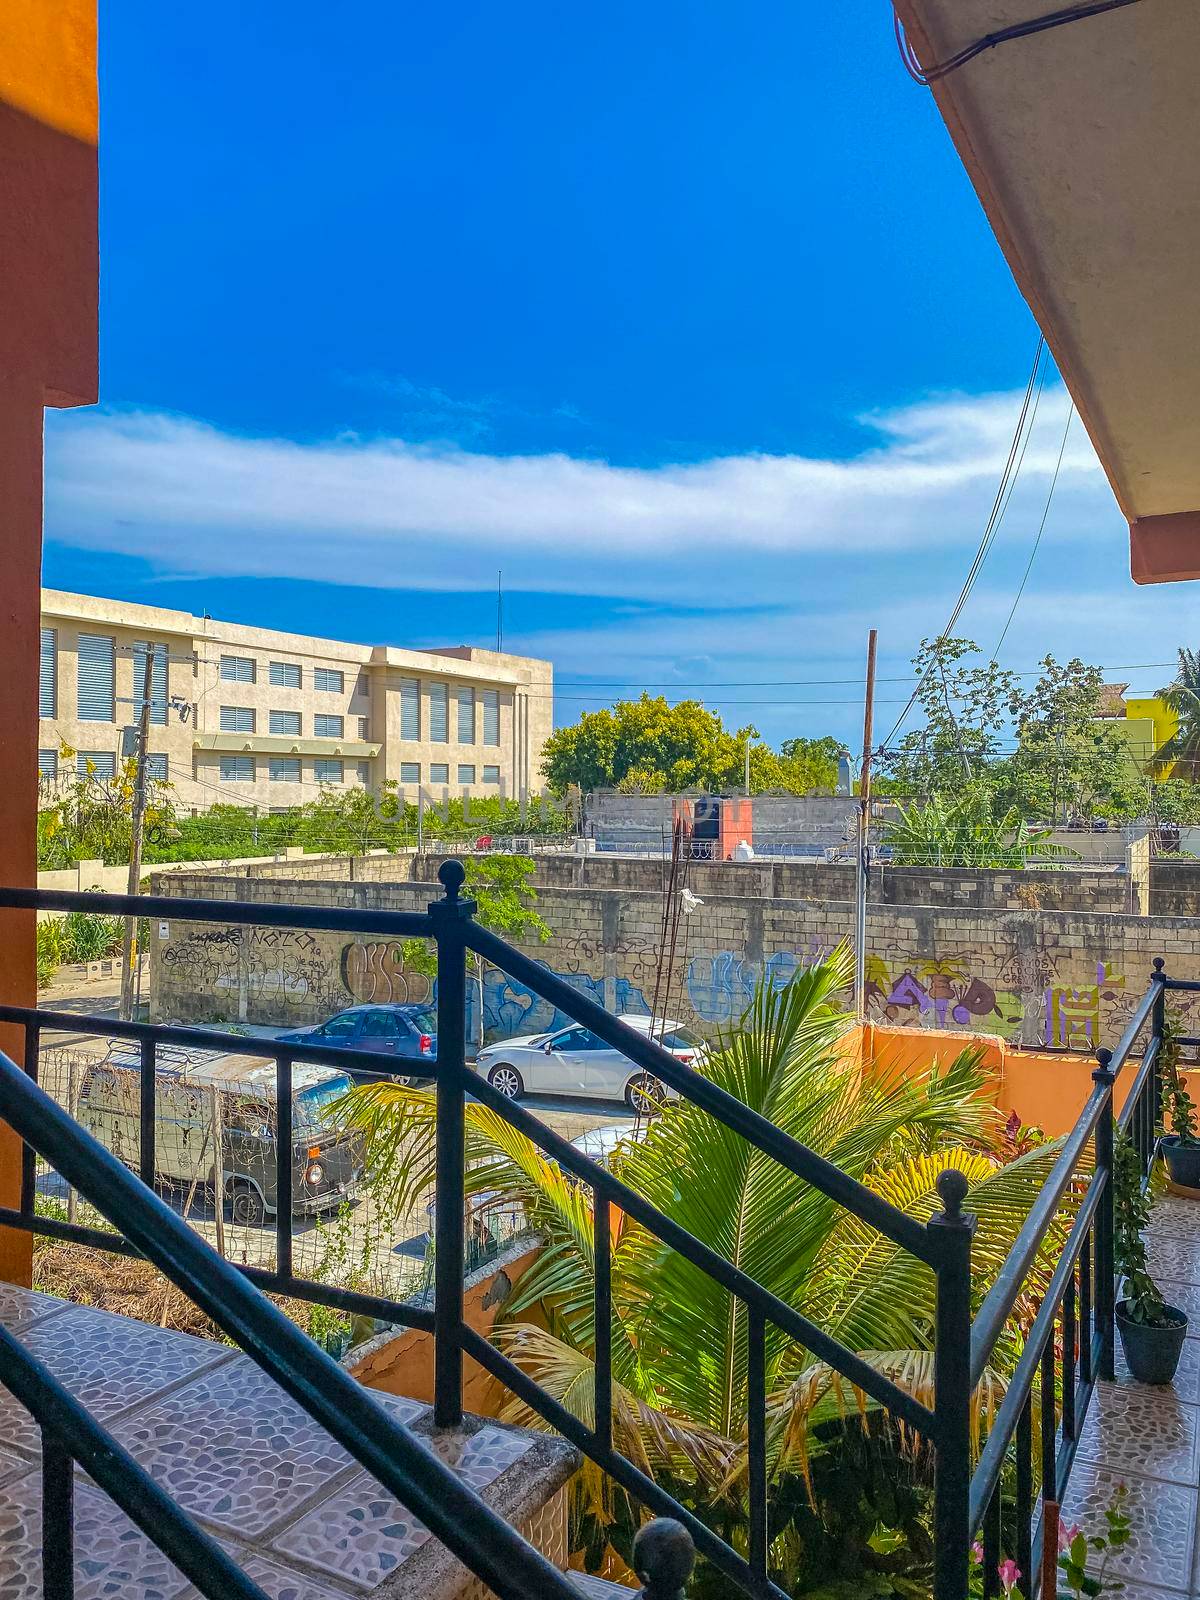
[0,1287,578,1599]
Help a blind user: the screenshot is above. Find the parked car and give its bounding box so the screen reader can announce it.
[473,1015,705,1111]
[276,1004,437,1080]
[78,1042,364,1227]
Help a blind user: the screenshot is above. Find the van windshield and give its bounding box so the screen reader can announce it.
[293,1075,353,1131]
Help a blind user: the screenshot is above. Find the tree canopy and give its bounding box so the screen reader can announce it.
[539,695,842,797]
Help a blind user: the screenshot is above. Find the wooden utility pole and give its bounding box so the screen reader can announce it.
[119,644,157,1021]
[853,631,878,1018]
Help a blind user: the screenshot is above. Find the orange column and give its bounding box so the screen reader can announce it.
[0,1,99,1285]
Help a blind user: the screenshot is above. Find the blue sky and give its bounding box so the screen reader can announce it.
[43,1,1196,748]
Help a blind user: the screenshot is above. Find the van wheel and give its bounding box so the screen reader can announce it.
[487,1063,524,1100]
[226,1180,266,1228]
[626,1074,666,1114]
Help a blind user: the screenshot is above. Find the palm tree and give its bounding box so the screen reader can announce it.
[882,789,1075,869]
[339,951,1064,1588]
[1153,647,1200,779]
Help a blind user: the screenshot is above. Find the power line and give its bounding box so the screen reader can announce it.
[993,400,1075,659]
[880,338,1047,749]
[894,0,1147,85]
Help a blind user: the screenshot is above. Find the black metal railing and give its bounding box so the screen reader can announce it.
[960,960,1171,1599]
[0,1044,584,1600]
[0,869,1179,1599]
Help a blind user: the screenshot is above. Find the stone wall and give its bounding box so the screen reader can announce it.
[149,867,1200,1054]
[1149,861,1200,918]
[231,848,1131,914]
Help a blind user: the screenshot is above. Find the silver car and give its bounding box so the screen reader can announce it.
[473,1015,705,1112]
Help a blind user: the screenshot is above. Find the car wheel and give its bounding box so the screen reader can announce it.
[487,1063,524,1100]
[226,1179,266,1228]
[626,1073,666,1114]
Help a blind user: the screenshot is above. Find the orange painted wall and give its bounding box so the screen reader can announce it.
[0,1,98,1285]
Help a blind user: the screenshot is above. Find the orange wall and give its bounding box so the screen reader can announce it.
[0,1,98,1286]
[860,1020,1183,1137]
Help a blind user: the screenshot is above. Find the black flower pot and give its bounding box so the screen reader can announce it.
[1161,1136,1200,1190]
[1116,1301,1188,1385]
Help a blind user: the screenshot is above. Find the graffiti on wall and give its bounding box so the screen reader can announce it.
[342,941,432,1006]
[161,925,344,1014]
[685,946,829,1025]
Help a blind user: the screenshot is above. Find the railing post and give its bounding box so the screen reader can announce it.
[1093,1046,1117,1383]
[429,859,475,1428]
[930,1168,976,1600]
[1152,957,1167,1135]
[633,1518,695,1600]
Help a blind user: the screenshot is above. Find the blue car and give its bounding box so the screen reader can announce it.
[277,1004,437,1081]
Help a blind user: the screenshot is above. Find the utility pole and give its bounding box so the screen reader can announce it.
[854,630,878,1018]
[743,739,751,798]
[120,644,157,1021]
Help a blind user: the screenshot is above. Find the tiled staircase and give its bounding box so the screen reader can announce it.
[1063,1191,1200,1599]
[0,1285,603,1600]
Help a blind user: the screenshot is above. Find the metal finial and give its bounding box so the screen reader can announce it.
[633,1518,695,1600]
[1153,956,1167,975]
[438,859,466,900]
[1093,1045,1115,1083]
[935,1167,969,1220]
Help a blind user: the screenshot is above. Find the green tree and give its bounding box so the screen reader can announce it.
[1153,647,1200,781]
[38,752,176,869]
[879,637,1017,796]
[341,954,1064,1593]
[541,695,839,798]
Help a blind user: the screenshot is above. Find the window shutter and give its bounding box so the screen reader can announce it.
[39,629,57,717]
[457,687,475,743]
[429,683,448,742]
[77,634,115,722]
[400,678,420,739]
[482,690,499,746]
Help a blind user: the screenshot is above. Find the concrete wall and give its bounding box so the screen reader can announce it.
[149,865,1200,1055]
[1150,861,1200,918]
[229,846,1132,915]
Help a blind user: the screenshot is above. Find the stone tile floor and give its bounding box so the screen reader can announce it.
[0,1287,591,1599]
[1063,1189,1200,1598]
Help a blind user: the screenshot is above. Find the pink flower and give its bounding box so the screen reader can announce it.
[971,1543,984,1564]
[998,1559,1022,1595]
[1058,1522,1083,1552]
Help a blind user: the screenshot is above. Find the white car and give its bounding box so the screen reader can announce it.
[473,1015,705,1112]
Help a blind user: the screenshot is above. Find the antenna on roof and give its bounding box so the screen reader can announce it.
[496,569,503,653]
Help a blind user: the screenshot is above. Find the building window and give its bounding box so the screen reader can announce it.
[77,633,115,722]
[400,761,420,784]
[482,765,501,783]
[315,713,343,738]
[430,763,449,785]
[358,715,370,740]
[269,660,301,688]
[220,655,256,683]
[458,764,476,785]
[39,629,57,718]
[220,755,255,782]
[77,751,116,780]
[482,689,499,746]
[38,749,58,780]
[357,761,371,785]
[133,641,169,725]
[315,758,343,784]
[269,709,302,736]
[456,686,475,743]
[220,705,255,733]
[429,682,449,742]
[399,677,420,739]
[145,753,169,781]
[314,668,344,693]
[269,757,301,782]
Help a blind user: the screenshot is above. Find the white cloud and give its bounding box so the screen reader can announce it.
[44,386,1119,606]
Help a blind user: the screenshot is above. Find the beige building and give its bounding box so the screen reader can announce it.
[37,589,553,812]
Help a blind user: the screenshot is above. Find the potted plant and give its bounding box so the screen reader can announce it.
[1113,1129,1188,1384]
[1160,1013,1200,1189]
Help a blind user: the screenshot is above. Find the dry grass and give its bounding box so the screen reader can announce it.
[31,1240,337,1346]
